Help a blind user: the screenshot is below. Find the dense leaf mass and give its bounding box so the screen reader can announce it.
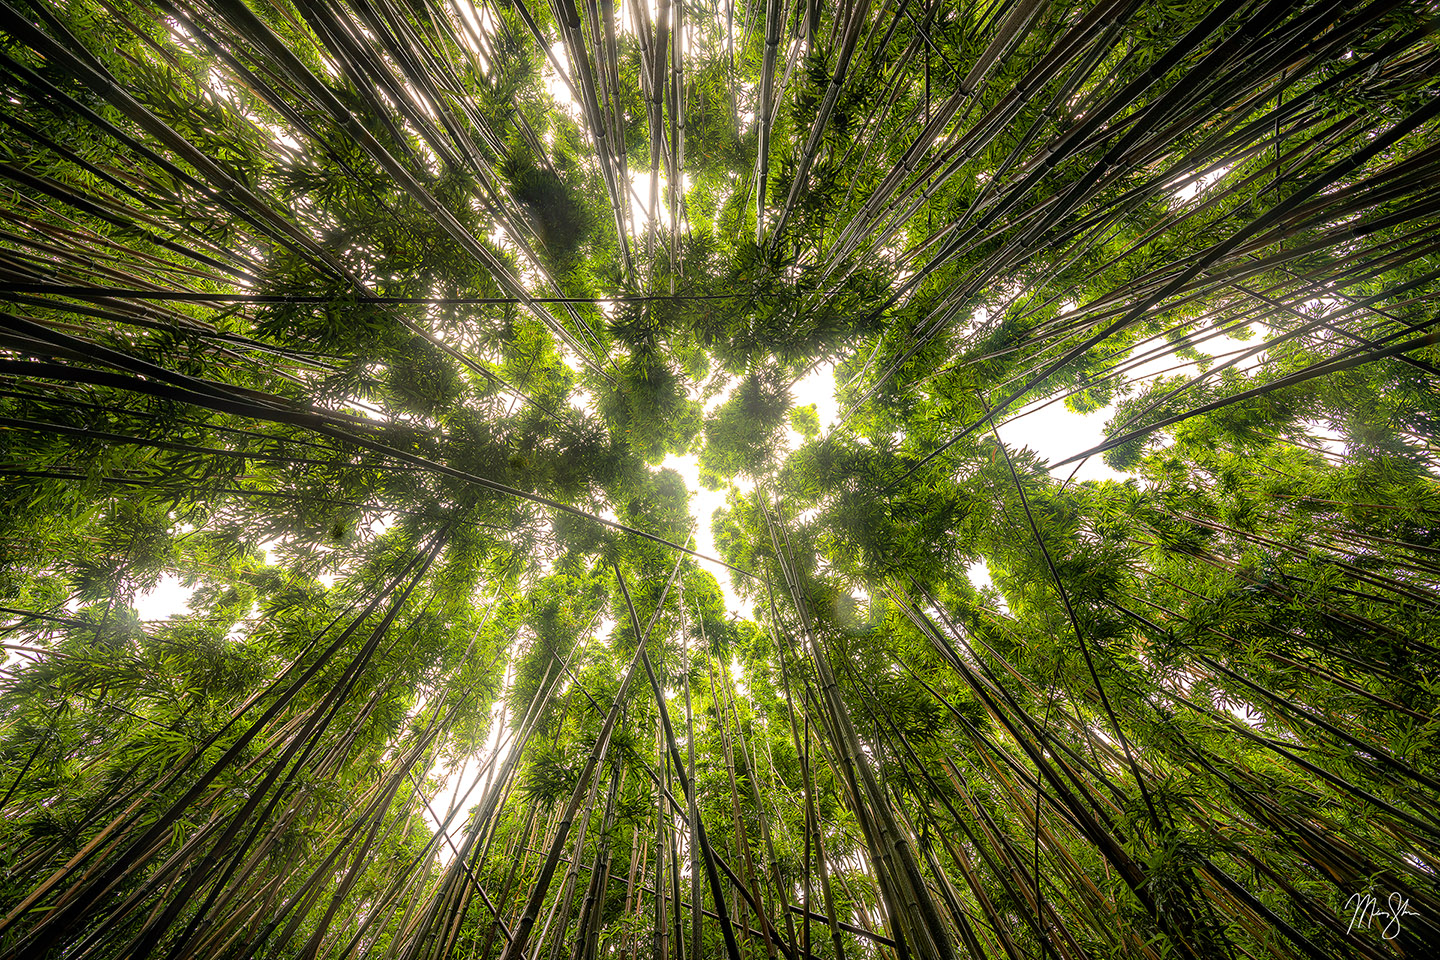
[1,1,1438,959]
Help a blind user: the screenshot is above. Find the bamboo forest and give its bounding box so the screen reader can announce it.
[5,0,1440,957]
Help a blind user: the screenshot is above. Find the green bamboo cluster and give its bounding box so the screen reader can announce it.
[1,0,1438,958]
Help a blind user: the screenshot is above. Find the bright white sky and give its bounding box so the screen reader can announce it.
[418,684,515,862]
[133,574,193,619]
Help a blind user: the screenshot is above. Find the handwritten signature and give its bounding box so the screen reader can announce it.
[1346,891,1419,940]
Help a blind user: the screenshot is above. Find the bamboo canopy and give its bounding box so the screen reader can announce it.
[0,1,1438,959]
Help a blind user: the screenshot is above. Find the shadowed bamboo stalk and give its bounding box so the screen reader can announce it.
[496,557,685,960]
[760,497,956,960]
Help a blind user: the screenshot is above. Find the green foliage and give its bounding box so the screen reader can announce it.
[599,353,702,462]
[503,146,594,267]
[698,367,791,483]
[2,1,1439,959]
